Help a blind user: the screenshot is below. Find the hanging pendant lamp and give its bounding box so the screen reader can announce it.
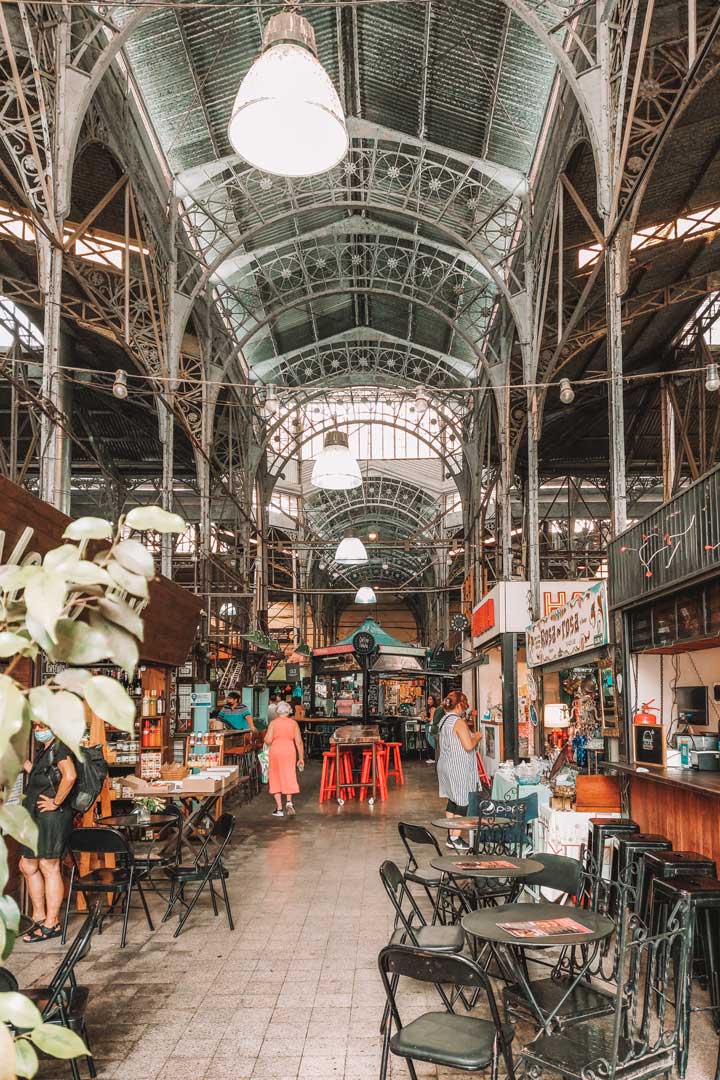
[354,586,377,604]
[311,430,362,490]
[228,8,348,178]
[334,536,368,565]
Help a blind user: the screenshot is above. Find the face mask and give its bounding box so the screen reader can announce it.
[35,729,53,744]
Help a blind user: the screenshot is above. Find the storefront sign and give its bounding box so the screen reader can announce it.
[286,662,301,681]
[526,581,609,667]
[471,598,495,637]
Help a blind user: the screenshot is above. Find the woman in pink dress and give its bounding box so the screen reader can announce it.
[264,701,305,817]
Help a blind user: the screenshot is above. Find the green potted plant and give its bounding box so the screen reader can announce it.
[0,505,183,1077]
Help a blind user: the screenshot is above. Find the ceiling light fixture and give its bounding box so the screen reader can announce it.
[228,7,348,178]
[559,378,575,405]
[368,531,378,541]
[706,362,720,392]
[334,536,368,565]
[354,586,377,604]
[112,370,128,400]
[264,384,279,417]
[414,385,429,418]
[311,429,362,490]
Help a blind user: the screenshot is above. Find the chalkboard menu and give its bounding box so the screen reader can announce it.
[302,678,312,709]
[633,723,665,768]
[367,676,380,715]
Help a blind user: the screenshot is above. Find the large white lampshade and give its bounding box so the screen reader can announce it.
[228,10,348,178]
[334,537,368,565]
[311,430,362,490]
[354,586,377,604]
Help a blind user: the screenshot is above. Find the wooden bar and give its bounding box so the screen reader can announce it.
[609,762,720,869]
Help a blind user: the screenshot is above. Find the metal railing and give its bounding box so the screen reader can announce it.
[608,464,720,608]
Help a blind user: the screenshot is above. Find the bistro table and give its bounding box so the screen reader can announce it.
[462,901,614,1032]
[431,856,544,879]
[99,813,177,832]
[331,724,382,805]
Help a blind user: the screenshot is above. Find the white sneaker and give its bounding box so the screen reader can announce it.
[271,809,284,817]
[285,803,296,816]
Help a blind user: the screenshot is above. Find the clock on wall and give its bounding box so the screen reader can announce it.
[450,614,469,633]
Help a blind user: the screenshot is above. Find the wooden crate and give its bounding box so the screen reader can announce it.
[575,774,621,813]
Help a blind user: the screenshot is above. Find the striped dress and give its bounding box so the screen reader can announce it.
[437,713,478,808]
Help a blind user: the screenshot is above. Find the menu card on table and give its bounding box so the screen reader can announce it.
[498,916,591,939]
[453,860,515,870]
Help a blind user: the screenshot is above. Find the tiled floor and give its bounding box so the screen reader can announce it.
[7,762,718,1079]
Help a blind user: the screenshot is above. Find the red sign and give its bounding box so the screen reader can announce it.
[472,598,495,637]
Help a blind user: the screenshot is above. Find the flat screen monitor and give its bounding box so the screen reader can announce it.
[676,685,708,727]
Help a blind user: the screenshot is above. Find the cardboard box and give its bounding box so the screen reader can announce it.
[121,775,176,795]
[181,776,223,794]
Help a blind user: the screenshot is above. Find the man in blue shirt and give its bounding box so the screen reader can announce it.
[216,691,256,732]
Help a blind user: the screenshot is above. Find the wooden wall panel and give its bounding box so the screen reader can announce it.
[0,477,201,667]
[630,776,720,871]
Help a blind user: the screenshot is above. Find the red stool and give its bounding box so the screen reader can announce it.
[319,750,356,802]
[359,747,388,802]
[385,742,404,786]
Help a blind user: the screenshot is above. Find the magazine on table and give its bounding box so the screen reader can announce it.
[453,859,515,870]
[497,916,591,939]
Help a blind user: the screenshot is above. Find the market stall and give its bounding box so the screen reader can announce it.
[310,618,430,753]
[526,580,619,772]
[606,465,720,869]
[466,581,593,770]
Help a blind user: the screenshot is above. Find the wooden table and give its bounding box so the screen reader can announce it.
[463,902,614,1032]
[331,724,381,805]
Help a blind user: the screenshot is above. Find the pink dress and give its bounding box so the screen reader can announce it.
[268,716,300,795]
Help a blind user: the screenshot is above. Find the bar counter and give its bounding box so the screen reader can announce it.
[607,762,720,869]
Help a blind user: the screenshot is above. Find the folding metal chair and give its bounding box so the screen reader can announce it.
[162,812,235,937]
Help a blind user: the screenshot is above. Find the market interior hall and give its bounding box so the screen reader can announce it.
[2,2,720,1079]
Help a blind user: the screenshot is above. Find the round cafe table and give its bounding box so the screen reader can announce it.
[98,813,176,833]
[431,817,480,831]
[431,856,544,880]
[462,902,615,1031]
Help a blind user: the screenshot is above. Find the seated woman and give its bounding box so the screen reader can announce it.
[19,722,77,943]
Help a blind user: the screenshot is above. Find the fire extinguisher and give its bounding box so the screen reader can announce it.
[633,700,660,725]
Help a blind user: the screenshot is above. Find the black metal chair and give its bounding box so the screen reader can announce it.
[517,852,583,903]
[62,827,154,949]
[6,905,102,1080]
[162,812,235,938]
[397,822,445,917]
[132,803,183,879]
[521,895,692,1080]
[379,859,465,953]
[378,944,516,1080]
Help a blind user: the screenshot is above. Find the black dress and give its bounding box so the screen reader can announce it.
[20,740,75,860]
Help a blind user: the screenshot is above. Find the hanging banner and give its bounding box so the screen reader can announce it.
[526,581,609,667]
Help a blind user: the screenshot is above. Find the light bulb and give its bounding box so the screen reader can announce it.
[311,430,362,490]
[414,385,430,417]
[368,531,378,541]
[559,378,575,405]
[228,11,348,178]
[706,363,720,393]
[264,384,279,417]
[112,370,128,400]
[334,536,368,565]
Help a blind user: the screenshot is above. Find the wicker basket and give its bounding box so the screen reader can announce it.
[160,763,189,780]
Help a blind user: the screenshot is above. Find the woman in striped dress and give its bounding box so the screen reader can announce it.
[436,691,483,852]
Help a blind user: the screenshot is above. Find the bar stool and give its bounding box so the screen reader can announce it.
[587,818,639,876]
[610,833,672,911]
[359,747,388,802]
[319,750,356,803]
[385,742,404,786]
[641,850,717,924]
[649,876,720,1077]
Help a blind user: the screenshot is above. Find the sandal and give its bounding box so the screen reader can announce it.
[23,923,61,943]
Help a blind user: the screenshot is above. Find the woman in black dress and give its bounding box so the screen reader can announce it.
[19,723,77,943]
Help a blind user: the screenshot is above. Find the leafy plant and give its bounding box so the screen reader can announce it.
[0,506,184,1078]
